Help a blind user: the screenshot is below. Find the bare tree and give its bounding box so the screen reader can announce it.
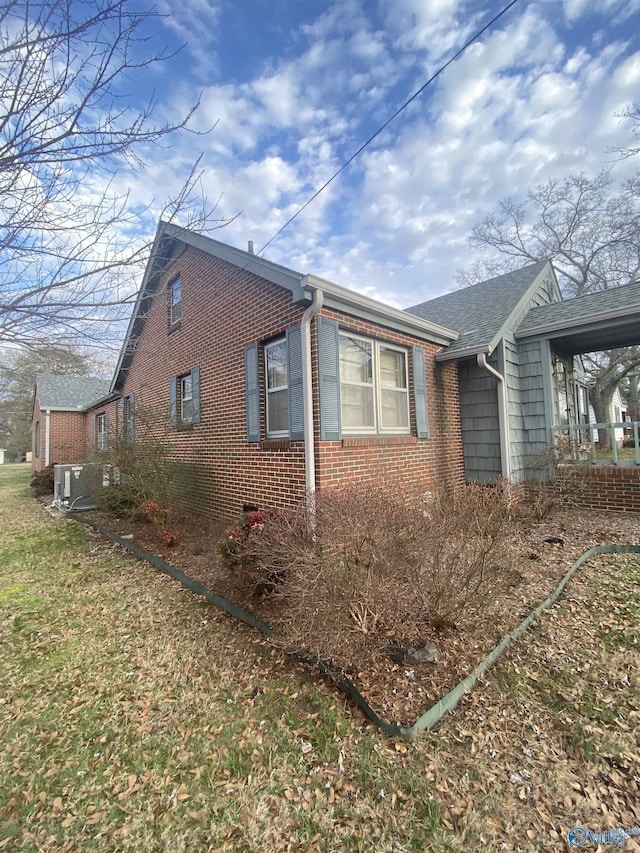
[0,0,228,356]
[458,170,640,429]
[612,104,640,159]
[0,345,98,458]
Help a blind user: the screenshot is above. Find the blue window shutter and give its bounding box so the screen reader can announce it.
[93,415,98,448]
[128,393,135,443]
[317,317,342,441]
[104,411,109,450]
[118,398,124,439]
[169,378,177,427]
[287,325,304,441]
[191,367,201,425]
[412,346,429,439]
[245,343,260,443]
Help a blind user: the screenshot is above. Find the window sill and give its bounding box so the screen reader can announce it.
[168,320,182,334]
[260,439,294,451]
[341,435,418,447]
[176,422,193,432]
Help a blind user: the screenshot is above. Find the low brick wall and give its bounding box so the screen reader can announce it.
[554,464,640,513]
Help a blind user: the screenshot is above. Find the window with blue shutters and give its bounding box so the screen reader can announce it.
[246,325,305,443]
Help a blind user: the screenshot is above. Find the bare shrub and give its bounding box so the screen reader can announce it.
[30,464,55,498]
[226,481,518,663]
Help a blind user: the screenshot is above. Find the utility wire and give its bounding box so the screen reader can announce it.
[257,0,522,257]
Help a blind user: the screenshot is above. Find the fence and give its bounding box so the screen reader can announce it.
[551,421,640,467]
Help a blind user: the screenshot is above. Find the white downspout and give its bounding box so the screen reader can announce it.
[45,409,51,467]
[477,353,511,481]
[301,288,324,503]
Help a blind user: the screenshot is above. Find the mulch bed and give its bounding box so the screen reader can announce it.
[76,502,640,729]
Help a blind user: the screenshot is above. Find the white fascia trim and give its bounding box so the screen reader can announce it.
[515,308,640,339]
[303,274,458,345]
[436,344,491,362]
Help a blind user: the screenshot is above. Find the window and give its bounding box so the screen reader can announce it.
[170,368,200,427]
[169,277,182,326]
[180,373,193,423]
[339,333,409,434]
[34,421,40,456]
[95,413,108,451]
[265,339,289,437]
[119,394,135,443]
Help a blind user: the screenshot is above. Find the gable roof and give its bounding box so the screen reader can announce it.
[111,221,458,391]
[35,375,111,411]
[515,279,640,353]
[405,260,557,361]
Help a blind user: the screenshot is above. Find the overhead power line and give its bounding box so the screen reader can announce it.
[257,0,522,257]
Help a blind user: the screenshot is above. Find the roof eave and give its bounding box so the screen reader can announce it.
[435,344,491,363]
[515,306,640,340]
[303,274,458,345]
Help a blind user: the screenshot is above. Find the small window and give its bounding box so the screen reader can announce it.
[120,395,134,443]
[180,374,193,424]
[169,277,182,326]
[95,413,108,451]
[170,368,200,427]
[34,421,40,457]
[265,338,288,437]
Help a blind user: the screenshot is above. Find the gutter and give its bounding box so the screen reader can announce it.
[301,288,324,508]
[477,353,511,481]
[45,409,51,467]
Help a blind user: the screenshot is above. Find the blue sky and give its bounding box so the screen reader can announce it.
[122,0,640,308]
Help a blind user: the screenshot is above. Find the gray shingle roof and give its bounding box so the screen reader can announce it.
[515,279,640,337]
[406,260,550,358]
[36,375,111,410]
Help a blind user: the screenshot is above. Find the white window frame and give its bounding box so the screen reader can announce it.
[180,374,193,424]
[265,338,288,439]
[96,413,108,452]
[170,277,182,326]
[339,332,410,436]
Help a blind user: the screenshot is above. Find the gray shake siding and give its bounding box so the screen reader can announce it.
[513,340,547,479]
[458,357,501,483]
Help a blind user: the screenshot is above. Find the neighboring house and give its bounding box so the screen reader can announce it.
[32,375,112,470]
[588,387,627,446]
[32,222,640,517]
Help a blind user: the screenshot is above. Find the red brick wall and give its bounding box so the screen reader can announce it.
[555,464,640,513]
[314,309,464,495]
[102,244,464,521]
[83,400,120,458]
[31,393,88,472]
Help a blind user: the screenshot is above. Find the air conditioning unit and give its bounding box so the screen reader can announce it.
[53,463,107,511]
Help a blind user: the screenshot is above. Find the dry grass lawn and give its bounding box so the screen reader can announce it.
[0,464,638,852]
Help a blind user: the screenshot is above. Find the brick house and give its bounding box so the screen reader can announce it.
[73,221,465,519]
[32,375,111,471]
[33,221,640,516]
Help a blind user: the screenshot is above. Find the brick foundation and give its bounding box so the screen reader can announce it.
[554,464,640,513]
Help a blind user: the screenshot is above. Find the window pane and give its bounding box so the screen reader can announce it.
[379,347,406,388]
[380,388,409,429]
[340,384,375,429]
[267,388,288,433]
[266,341,287,389]
[339,336,372,383]
[170,279,181,324]
[180,375,193,422]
